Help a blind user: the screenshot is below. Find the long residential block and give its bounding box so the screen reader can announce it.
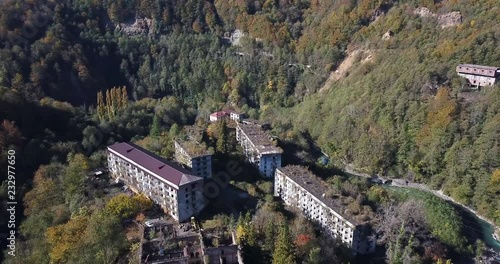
[236,121,282,178]
[107,142,207,222]
[274,166,376,255]
[174,140,212,179]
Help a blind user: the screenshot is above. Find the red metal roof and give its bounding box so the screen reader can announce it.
[107,142,201,187]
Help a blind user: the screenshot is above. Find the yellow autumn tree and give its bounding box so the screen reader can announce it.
[105,194,153,219]
[417,87,457,146]
[121,86,128,109]
[45,216,89,263]
[96,91,105,121]
[490,169,500,193]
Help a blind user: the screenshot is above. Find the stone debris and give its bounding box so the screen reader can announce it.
[116,17,154,36]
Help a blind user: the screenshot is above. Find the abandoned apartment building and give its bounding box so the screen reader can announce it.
[174,140,213,179]
[235,121,282,178]
[107,142,207,222]
[274,165,376,255]
[141,219,242,264]
[456,64,500,87]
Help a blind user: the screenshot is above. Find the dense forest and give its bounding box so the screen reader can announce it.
[0,0,499,263]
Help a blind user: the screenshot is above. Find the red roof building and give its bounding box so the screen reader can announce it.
[209,111,228,122]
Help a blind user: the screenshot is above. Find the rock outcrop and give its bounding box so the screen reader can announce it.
[382,30,394,40]
[438,12,463,28]
[413,7,463,29]
[116,18,154,36]
[413,7,435,17]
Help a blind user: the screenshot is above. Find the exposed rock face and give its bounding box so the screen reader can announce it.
[382,30,394,40]
[413,7,463,29]
[438,12,463,28]
[413,7,436,17]
[413,7,435,17]
[116,18,154,36]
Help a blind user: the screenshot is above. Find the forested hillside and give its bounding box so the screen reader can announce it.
[268,0,500,226]
[0,0,499,263]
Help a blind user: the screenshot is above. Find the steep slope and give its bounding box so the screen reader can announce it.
[271,0,500,225]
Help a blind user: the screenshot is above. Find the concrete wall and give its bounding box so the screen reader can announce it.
[191,156,212,179]
[259,154,281,178]
[177,181,207,222]
[274,169,375,255]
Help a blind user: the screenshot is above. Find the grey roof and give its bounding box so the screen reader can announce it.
[237,122,282,155]
[456,64,499,77]
[277,165,362,226]
[175,140,211,158]
[107,142,202,187]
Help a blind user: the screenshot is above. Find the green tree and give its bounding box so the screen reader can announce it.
[216,120,229,153]
[83,211,126,263]
[150,114,161,137]
[273,224,296,264]
[62,154,89,213]
[264,220,276,253]
[307,247,321,264]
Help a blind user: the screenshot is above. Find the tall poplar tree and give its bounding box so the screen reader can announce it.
[96,91,105,121]
[121,86,128,109]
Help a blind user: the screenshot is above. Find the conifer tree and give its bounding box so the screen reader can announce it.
[264,220,276,253]
[273,224,296,264]
[150,115,160,137]
[244,211,256,247]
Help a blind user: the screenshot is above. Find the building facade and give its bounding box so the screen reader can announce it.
[236,122,282,178]
[107,142,207,222]
[209,111,228,122]
[456,64,499,87]
[174,140,212,179]
[274,166,376,255]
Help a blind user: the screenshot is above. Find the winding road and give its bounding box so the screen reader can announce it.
[343,165,500,251]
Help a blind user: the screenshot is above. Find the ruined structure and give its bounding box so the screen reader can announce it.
[236,121,282,178]
[174,140,213,179]
[456,64,500,87]
[107,142,207,222]
[141,219,242,264]
[274,166,376,255]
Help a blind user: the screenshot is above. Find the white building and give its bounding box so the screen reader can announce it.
[236,122,282,178]
[274,166,376,255]
[209,111,228,122]
[225,110,244,121]
[107,142,207,222]
[456,64,499,87]
[174,140,212,179]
